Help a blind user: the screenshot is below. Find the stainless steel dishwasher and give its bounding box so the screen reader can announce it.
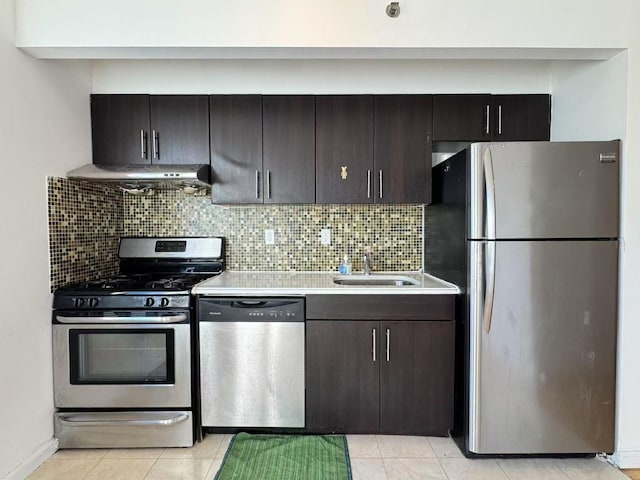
[198,297,305,428]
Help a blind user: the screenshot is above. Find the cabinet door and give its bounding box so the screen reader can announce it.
[374,95,433,204]
[91,94,150,165]
[316,95,374,204]
[306,321,379,433]
[210,95,263,204]
[263,96,316,204]
[432,94,492,142]
[492,94,551,141]
[379,321,454,435]
[149,95,210,165]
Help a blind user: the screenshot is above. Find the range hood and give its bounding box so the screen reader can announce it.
[66,164,212,195]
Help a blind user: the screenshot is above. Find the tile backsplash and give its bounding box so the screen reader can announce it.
[47,177,123,290]
[48,178,424,289]
[123,192,423,272]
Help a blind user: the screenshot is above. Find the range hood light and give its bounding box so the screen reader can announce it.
[121,187,155,196]
[182,185,208,196]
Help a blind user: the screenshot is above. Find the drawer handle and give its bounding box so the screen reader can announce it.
[58,413,189,427]
[55,314,187,324]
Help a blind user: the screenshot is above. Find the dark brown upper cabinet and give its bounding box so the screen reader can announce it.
[316,95,433,204]
[433,94,551,142]
[263,96,316,204]
[210,95,263,204]
[374,95,433,204]
[90,94,209,165]
[91,94,151,165]
[315,95,374,204]
[148,95,210,164]
[491,94,551,141]
[210,95,316,204]
[432,94,493,142]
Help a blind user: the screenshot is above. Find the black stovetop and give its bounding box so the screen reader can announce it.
[55,273,217,295]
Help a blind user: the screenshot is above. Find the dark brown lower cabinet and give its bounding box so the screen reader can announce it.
[379,321,454,435]
[305,319,454,435]
[306,321,379,433]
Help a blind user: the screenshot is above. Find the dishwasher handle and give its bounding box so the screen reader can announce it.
[235,300,268,307]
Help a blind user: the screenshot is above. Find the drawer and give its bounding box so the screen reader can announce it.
[305,294,455,321]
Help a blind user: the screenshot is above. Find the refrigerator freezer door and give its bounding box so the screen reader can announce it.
[468,240,617,454]
[469,141,620,240]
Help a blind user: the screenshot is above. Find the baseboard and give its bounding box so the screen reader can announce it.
[610,450,640,469]
[0,438,58,480]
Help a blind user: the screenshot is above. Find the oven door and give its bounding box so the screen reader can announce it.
[53,314,191,409]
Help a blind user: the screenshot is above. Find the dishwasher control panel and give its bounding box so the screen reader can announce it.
[198,297,304,322]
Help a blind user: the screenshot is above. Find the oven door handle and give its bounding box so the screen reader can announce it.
[55,314,188,324]
[57,413,189,427]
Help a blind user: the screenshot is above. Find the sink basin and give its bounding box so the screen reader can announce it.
[333,274,421,287]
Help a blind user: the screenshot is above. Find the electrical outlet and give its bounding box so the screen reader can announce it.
[320,229,331,245]
[264,229,275,245]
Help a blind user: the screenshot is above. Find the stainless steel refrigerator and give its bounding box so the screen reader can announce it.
[427,141,619,455]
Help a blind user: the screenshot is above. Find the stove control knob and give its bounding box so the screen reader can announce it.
[74,298,85,308]
[88,298,99,307]
[145,297,155,307]
[160,298,170,307]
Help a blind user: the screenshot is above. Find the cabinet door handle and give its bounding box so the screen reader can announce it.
[498,105,503,135]
[140,130,147,159]
[267,170,271,199]
[485,105,490,135]
[255,170,260,199]
[386,328,390,362]
[379,170,383,199]
[367,170,372,199]
[152,130,159,159]
[372,328,376,362]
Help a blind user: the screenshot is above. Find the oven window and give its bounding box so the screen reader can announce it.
[69,329,175,384]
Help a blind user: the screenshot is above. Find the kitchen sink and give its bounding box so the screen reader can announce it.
[332,274,421,287]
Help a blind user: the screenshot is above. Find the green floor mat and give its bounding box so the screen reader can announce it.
[214,433,352,480]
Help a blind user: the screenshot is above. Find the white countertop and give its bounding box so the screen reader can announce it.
[192,271,460,296]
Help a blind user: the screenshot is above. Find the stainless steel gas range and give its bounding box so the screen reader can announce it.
[52,237,224,448]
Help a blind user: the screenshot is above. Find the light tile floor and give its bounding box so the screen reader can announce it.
[26,434,632,480]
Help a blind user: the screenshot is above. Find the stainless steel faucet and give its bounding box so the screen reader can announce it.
[363,247,372,275]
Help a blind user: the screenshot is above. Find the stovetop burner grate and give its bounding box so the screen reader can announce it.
[59,273,217,294]
[144,277,196,290]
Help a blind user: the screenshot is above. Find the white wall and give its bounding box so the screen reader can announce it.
[91,59,552,94]
[0,0,91,478]
[550,55,628,141]
[15,0,629,58]
[613,0,640,468]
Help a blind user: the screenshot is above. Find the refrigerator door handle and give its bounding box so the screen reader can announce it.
[483,146,496,240]
[483,241,496,333]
